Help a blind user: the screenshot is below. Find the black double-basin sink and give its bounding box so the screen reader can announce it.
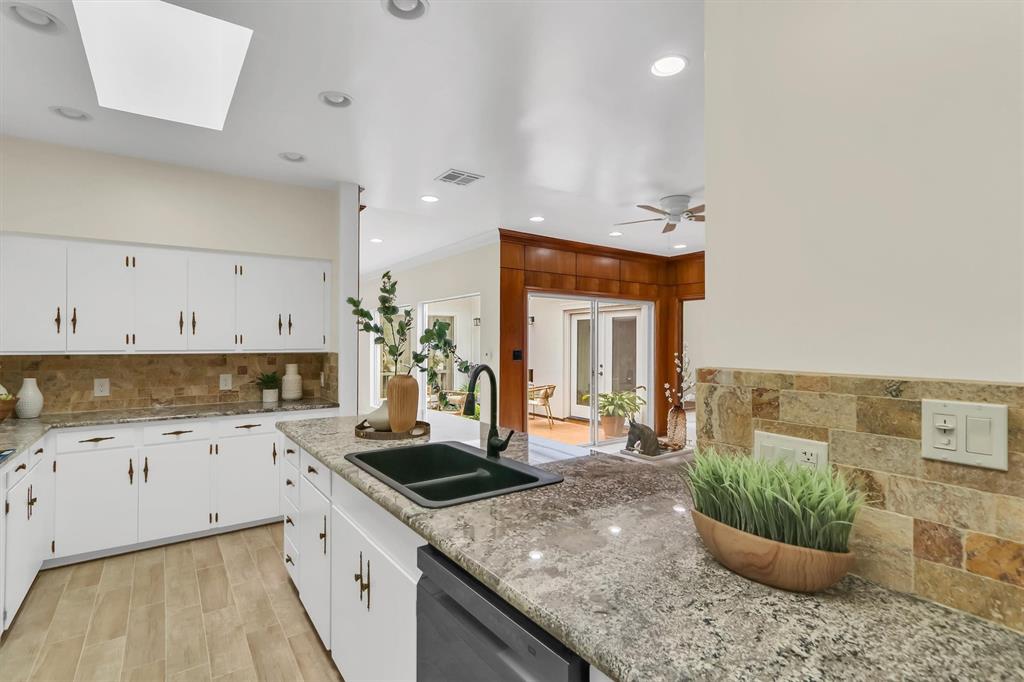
[345,441,562,508]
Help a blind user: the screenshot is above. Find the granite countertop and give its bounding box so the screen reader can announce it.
[279,415,1024,682]
[0,398,338,469]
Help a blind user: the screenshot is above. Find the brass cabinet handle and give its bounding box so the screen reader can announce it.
[143,456,149,483]
[27,484,37,520]
[55,306,61,334]
[278,314,283,335]
[285,478,295,487]
[354,552,371,610]
[191,311,197,335]
[285,554,294,566]
[33,448,44,456]
[285,515,294,526]
[320,515,327,555]
[161,430,193,437]
[272,442,277,464]
[79,436,115,444]
[71,307,77,334]
[307,465,318,475]
[286,448,295,455]
[288,314,293,335]
[14,463,27,472]
[178,311,184,335]
[235,424,261,430]
[128,459,134,484]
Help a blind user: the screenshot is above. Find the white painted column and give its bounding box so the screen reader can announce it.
[335,182,360,415]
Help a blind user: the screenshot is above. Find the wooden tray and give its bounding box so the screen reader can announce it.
[354,420,430,441]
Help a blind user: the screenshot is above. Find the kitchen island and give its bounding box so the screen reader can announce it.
[279,415,1024,681]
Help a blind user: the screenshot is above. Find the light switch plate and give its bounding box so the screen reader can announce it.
[922,399,1007,471]
[94,378,110,397]
[219,374,232,390]
[754,431,829,471]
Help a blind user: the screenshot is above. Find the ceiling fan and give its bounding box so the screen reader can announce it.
[615,194,704,233]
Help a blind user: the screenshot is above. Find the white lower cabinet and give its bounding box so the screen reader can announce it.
[3,459,46,629]
[214,433,279,526]
[55,447,139,558]
[330,507,419,682]
[139,441,211,541]
[299,477,331,647]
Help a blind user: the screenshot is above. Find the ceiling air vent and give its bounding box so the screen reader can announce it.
[435,169,484,186]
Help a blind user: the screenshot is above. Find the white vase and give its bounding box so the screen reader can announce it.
[365,401,390,431]
[262,388,279,405]
[16,378,43,419]
[281,363,302,401]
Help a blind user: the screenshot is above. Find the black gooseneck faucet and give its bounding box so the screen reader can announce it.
[463,364,514,459]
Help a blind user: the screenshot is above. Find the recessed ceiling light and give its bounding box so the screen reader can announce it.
[609,231,623,237]
[529,216,545,223]
[651,55,687,77]
[49,106,91,121]
[279,152,305,163]
[318,91,353,108]
[420,195,439,203]
[72,0,252,130]
[381,0,429,20]
[673,243,687,250]
[7,3,64,33]
[369,238,383,244]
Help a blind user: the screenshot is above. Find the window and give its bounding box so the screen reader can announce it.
[375,307,414,403]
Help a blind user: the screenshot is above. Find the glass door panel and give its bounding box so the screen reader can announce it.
[569,313,592,420]
[596,303,651,443]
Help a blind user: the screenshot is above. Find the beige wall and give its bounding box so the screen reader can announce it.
[704,1,1023,382]
[0,136,339,258]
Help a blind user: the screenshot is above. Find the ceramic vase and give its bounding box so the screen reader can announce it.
[16,378,43,419]
[365,401,391,431]
[666,404,687,449]
[262,388,279,405]
[386,374,418,432]
[281,364,302,401]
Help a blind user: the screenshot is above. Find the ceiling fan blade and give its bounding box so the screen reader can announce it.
[614,218,663,226]
[637,204,669,216]
[687,204,705,214]
[687,215,705,222]
[662,222,677,233]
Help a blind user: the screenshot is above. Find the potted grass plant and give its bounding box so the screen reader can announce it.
[683,449,864,592]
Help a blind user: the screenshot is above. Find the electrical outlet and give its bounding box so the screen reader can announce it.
[219,374,232,390]
[94,378,110,397]
[754,431,829,471]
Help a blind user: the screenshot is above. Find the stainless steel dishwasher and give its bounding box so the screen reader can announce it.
[417,546,588,682]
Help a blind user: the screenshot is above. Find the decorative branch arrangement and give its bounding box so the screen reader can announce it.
[664,344,695,406]
[347,271,473,407]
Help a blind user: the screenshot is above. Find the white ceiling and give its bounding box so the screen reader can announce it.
[1,0,705,272]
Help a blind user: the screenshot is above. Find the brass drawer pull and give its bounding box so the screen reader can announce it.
[55,306,61,334]
[79,436,115,444]
[235,424,261,430]
[14,463,27,472]
[285,478,295,487]
[161,430,193,437]
[285,554,294,565]
[128,459,134,484]
[191,311,197,335]
[285,515,294,526]
[143,456,149,483]
[307,465,318,475]
[278,314,283,335]
[272,442,277,464]
[288,314,293,335]
[34,448,44,456]
[71,307,77,334]
[178,311,184,335]
[286,448,296,455]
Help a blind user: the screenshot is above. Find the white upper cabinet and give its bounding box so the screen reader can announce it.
[285,260,329,350]
[236,255,286,350]
[0,234,67,352]
[134,247,188,352]
[67,241,134,352]
[188,252,237,351]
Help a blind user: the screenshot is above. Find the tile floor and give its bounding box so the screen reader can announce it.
[0,524,341,682]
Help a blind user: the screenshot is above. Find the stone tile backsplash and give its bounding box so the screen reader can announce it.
[0,353,330,414]
[697,368,1024,632]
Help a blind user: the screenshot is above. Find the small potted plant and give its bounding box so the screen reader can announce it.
[589,388,647,437]
[684,449,864,592]
[256,372,281,405]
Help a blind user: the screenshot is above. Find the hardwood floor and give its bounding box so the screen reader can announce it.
[0,524,341,682]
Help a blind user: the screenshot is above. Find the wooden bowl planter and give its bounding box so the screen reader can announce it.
[0,398,18,424]
[691,510,855,593]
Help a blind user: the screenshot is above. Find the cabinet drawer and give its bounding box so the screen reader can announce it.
[282,439,300,469]
[56,427,135,454]
[217,416,276,437]
[282,465,300,509]
[142,421,211,445]
[301,450,331,497]
[4,451,31,490]
[284,537,300,585]
[283,496,300,549]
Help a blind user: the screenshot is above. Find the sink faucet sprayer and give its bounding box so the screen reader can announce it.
[463,364,514,459]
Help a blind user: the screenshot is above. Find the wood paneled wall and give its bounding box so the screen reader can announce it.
[499,229,705,433]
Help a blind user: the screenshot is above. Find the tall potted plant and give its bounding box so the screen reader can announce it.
[348,272,471,432]
[663,345,695,449]
[590,388,647,438]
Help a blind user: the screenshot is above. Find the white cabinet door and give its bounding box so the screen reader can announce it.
[134,247,187,352]
[55,449,139,557]
[4,464,43,628]
[214,434,279,526]
[0,234,67,352]
[67,242,134,352]
[299,478,331,647]
[284,260,327,350]
[188,252,237,351]
[331,508,418,682]
[236,256,285,350]
[32,445,54,567]
[139,441,211,542]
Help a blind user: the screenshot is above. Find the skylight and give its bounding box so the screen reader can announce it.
[72,0,252,131]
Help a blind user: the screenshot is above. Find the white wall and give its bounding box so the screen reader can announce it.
[704,1,1023,382]
[356,242,500,416]
[682,299,706,391]
[527,297,583,419]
